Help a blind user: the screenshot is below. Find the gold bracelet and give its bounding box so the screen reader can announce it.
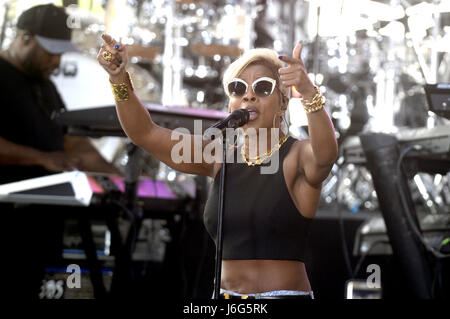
[301,86,326,113]
[301,86,320,105]
[110,72,134,102]
[304,95,326,113]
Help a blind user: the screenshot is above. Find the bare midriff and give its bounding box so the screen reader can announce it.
[220,259,311,294]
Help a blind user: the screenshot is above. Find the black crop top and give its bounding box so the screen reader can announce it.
[203,136,313,261]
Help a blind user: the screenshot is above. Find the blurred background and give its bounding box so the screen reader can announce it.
[0,0,449,300]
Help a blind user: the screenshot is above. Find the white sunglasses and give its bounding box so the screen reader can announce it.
[225,77,277,98]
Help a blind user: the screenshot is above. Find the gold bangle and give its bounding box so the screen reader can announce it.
[304,95,326,113]
[301,86,325,113]
[301,86,320,105]
[110,72,134,102]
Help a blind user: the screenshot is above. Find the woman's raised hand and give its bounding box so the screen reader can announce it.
[97,33,128,79]
[278,42,316,100]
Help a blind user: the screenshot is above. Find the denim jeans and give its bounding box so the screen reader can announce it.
[218,288,315,299]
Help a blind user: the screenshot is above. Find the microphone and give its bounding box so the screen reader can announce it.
[204,109,250,140]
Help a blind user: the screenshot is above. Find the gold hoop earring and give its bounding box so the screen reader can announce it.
[281,114,289,135]
[272,113,278,128]
[272,113,288,138]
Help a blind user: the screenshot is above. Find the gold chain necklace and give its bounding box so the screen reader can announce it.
[241,134,289,166]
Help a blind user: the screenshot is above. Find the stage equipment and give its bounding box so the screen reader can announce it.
[359,132,449,299]
[425,84,450,120]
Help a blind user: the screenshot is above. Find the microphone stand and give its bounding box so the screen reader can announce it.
[208,109,248,299]
[213,134,227,299]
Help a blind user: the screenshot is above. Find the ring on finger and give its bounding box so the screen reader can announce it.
[102,50,113,62]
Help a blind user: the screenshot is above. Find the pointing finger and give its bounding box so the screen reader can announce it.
[292,42,303,60]
[101,33,115,46]
[278,55,300,65]
[102,34,124,52]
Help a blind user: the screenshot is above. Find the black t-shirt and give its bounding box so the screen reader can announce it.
[0,57,66,184]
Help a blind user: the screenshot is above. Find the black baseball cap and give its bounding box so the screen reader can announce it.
[17,4,78,54]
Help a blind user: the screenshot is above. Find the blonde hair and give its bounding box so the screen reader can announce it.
[222,48,289,99]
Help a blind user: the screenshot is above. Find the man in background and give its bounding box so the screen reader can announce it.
[0,4,120,299]
[0,3,120,183]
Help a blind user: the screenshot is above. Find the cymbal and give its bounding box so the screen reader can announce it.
[126,44,162,60]
[189,43,242,58]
